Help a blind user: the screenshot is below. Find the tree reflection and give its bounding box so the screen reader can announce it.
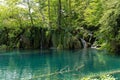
[0,49,120,79]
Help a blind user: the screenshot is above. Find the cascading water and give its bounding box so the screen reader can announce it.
[80,38,87,49]
[88,33,93,42]
[40,29,43,50]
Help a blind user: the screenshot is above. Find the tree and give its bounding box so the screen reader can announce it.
[99,0,120,53]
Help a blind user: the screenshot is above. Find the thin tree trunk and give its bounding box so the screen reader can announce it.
[27,0,34,48]
[48,0,51,28]
[57,0,62,30]
[27,0,34,27]
[38,0,46,49]
[68,0,71,27]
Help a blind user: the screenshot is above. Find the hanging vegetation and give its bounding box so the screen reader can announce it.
[0,0,120,53]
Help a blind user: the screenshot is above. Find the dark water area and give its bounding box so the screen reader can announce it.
[0,49,120,80]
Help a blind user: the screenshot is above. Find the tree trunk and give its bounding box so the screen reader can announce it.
[57,0,62,30]
[68,0,71,27]
[27,0,34,48]
[48,0,51,28]
[27,0,34,27]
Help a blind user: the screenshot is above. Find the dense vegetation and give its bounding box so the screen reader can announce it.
[0,0,120,53]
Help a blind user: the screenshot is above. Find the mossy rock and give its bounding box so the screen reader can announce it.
[0,45,7,50]
[71,36,82,49]
[57,44,63,50]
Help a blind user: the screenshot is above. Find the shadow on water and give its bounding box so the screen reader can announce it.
[0,49,120,79]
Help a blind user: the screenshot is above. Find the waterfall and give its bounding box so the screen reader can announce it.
[80,38,87,49]
[40,29,43,50]
[40,40,42,50]
[88,33,93,42]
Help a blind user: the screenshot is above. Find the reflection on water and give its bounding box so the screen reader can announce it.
[0,49,120,80]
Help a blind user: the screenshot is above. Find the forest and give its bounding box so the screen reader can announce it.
[0,0,120,53]
[1,0,120,80]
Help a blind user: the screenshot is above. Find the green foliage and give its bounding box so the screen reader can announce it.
[98,0,120,53]
[84,0,103,26]
[0,0,120,52]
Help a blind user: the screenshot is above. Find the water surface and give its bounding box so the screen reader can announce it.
[0,49,120,80]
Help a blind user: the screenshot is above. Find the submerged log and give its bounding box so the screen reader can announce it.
[29,64,84,80]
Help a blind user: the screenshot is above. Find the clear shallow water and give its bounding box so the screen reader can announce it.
[0,49,120,80]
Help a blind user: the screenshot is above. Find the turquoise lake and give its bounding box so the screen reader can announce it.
[0,49,120,80]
